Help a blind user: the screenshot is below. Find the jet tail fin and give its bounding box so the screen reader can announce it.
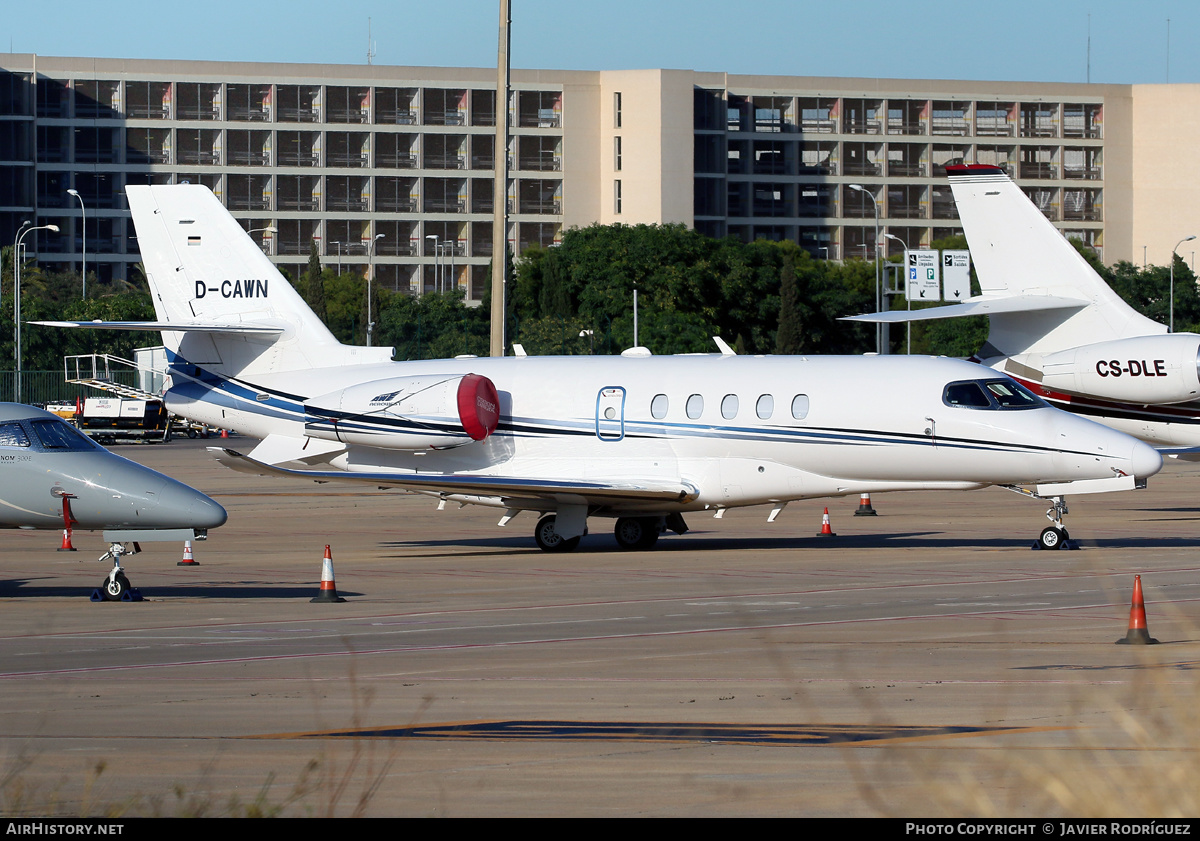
[123,184,392,379]
[943,164,1163,357]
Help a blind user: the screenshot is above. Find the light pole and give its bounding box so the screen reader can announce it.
[849,184,882,353]
[67,189,85,299]
[1170,234,1196,332]
[367,233,384,347]
[246,224,276,255]
[632,279,639,348]
[14,223,60,403]
[330,241,343,276]
[426,234,440,293]
[883,232,911,354]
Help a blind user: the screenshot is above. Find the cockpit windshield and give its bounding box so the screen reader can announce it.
[943,378,1047,411]
[29,418,102,451]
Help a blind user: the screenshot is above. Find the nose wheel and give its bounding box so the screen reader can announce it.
[1001,486,1080,550]
[1035,497,1077,551]
[93,542,143,601]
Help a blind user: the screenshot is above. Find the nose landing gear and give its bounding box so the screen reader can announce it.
[1002,487,1080,551]
[93,542,143,601]
[1036,497,1078,551]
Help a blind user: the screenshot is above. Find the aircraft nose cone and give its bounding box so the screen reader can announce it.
[155,480,228,530]
[1131,439,1164,480]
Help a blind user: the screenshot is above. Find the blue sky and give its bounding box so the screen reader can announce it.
[6,1,1200,85]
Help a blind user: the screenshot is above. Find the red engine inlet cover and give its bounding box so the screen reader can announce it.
[456,374,500,441]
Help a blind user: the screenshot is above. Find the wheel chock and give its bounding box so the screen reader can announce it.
[89,587,143,602]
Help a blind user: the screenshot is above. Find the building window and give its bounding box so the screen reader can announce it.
[614,179,622,214]
[614,91,622,128]
[614,136,622,171]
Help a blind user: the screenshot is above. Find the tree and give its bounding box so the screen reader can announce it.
[776,253,802,354]
[303,239,327,323]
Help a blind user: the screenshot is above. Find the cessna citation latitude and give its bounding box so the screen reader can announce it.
[0,403,227,598]
[40,185,1162,552]
[847,164,1200,452]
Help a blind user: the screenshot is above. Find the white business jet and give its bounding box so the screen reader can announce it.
[847,163,1200,450]
[40,185,1161,551]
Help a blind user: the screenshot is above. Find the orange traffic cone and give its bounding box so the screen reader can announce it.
[311,545,346,603]
[177,539,199,566]
[816,507,837,537]
[854,493,877,516]
[57,496,77,552]
[1116,575,1159,645]
[220,428,229,438]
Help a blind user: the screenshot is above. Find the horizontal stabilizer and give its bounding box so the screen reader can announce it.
[33,320,285,336]
[842,295,1088,324]
[209,447,701,505]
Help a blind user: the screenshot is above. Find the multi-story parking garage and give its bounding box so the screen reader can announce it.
[1,55,1196,299]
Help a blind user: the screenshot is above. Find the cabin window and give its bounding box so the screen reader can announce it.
[0,423,30,448]
[686,394,704,419]
[791,394,810,419]
[651,394,668,419]
[756,394,774,419]
[721,394,739,419]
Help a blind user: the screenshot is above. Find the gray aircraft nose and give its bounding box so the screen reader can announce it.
[154,479,228,530]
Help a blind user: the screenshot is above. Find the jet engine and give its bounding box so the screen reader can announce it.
[304,373,500,450]
[1036,334,1200,404]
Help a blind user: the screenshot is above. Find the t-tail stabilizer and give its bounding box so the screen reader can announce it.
[845,165,1200,410]
[36,184,393,379]
[844,164,1164,358]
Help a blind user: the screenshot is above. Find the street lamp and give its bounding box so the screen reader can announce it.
[330,241,343,275]
[849,184,882,354]
[246,224,276,255]
[883,232,912,354]
[425,234,440,293]
[67,189,85,299]
[1170,235,1196,332]
[367,233,385,347]
[13,223,59,403]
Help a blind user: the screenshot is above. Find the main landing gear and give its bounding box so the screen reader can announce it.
[614,516,660,550]
[531,513,686,552]
[95,542,141,601]
[534,515,581,553]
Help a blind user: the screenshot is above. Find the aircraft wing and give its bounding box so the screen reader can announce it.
[33,320,285,336]
[841,295,1089,324]
[209,447,701,505]
[1158,446,1200,462]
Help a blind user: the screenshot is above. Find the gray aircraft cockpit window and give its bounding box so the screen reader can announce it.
[30,419,100,451]
[0,423,31,448]
[943,379,1047,410]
